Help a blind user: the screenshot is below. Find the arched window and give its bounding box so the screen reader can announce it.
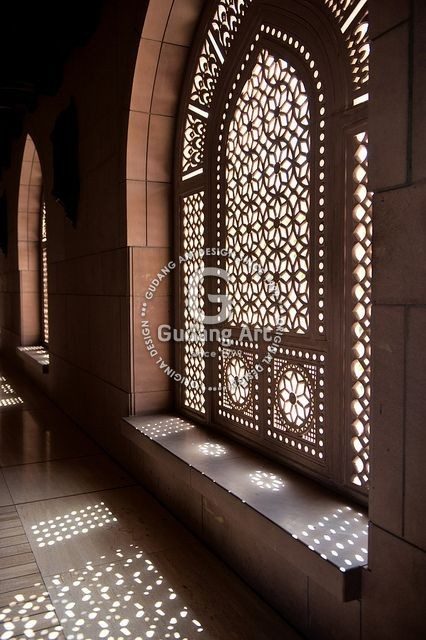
[176,0,371,499]
[17,135,49,351]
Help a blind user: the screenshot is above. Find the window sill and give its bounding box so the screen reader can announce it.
[17,346,50,373]
[121,414,368,602]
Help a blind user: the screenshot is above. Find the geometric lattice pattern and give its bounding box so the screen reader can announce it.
[266,348,326,463]
[179,1,370,489]
[182,192,206,414]
[277,366,314,433]
[347,7,369,95]
[217,27,327,335]
[218,341,259,432]
[225,49,311,332]
[323,0,370,100]
[182,0,369,180]
[350,131,372,487]
[182,112,207,176]
[190,37,220,111]
[41,201,49,345]
[224,353,252,408]
[183,0,250,179]
[190,0,248,108]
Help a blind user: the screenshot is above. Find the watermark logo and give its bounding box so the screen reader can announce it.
[188,267,232,325]
[140,248,286,391]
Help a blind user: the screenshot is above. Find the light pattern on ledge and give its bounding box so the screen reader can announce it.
[198,442,228,457]
[292,505,368,572]
[350,131,372,488]
[132,416,196,440]
[18,345,50,367]
[124,415,369,571]
[249,470,285,492]
[49,545,204,640]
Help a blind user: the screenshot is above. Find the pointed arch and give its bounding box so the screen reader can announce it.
[125,0,205,413]
[17,134,48,346]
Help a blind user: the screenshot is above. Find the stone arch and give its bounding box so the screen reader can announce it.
[126,0,204,413]
[17,134,43,345]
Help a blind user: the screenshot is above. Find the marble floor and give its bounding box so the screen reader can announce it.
[0,367,301,640]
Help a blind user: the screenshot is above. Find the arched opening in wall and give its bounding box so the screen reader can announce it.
[17,134,49,352]
[126,0,206,414]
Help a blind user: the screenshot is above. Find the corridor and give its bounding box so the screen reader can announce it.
[0,365,300,640]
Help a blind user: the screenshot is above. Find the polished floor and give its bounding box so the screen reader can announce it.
[0,367,301,640]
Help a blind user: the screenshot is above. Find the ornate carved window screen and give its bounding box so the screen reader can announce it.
[176,0,371,499]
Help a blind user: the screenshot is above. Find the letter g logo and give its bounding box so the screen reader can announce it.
[187,267,232,325]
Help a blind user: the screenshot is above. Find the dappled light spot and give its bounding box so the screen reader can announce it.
[31,502,118,548]
[249,470,285,492]
[198,442,227,457]
[141,417,196,440]
[298,506,368,570]
[0,581,62,640]
[0,375,24,408]
[49,545,204,639]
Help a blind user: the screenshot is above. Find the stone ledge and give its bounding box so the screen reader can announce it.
[17,346,50,373]
[122,413,368,602]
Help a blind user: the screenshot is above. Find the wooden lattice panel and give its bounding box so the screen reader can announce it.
[217,28,327,336]
[178,0,371,494]
[182,192,206,414]
[218,340,259,432]
[323,0,369,99]
[350,132,372,487]
[182,112,207,176]
[182,0,251,180]
[347,7,369,95]
[224,48,311,332]
[266,347,326,463]
[182,0,370,180]
[190,0,249,109]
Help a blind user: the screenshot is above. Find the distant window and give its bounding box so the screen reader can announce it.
[41,200,49,346]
